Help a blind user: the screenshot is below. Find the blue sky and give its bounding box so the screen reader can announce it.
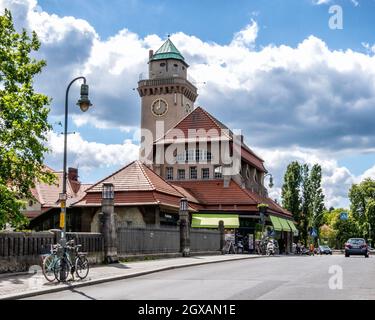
[2,0,375,207]
[38,0,375,50]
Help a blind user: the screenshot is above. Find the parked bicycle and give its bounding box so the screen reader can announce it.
[53,239,90,282]
[40,243,62,282]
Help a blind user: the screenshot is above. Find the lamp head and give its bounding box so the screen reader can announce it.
[77,83,92,112]
[268,176,274,188]
[179,197,188,212]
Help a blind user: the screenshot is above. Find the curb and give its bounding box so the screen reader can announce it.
[1,255,265,300]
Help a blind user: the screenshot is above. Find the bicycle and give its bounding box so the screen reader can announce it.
[40,243,62,282]
[53,240,90,282]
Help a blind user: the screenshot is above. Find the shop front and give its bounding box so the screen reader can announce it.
[269,215,298,254]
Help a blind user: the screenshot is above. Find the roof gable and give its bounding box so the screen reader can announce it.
[155,106,265,170]
[86,160,182,197]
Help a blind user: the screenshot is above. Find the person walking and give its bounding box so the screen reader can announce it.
[309,243,315,256]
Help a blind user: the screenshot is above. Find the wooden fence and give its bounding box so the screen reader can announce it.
[0,231,103,273]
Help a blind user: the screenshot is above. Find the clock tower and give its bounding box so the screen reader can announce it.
[137,38,198,160]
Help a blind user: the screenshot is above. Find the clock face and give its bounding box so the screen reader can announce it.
[151,99,168,116]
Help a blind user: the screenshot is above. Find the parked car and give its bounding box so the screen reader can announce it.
[318,245,332,255]
[345,238,369,258]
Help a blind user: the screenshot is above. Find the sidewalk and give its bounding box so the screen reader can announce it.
[0,254,263,300]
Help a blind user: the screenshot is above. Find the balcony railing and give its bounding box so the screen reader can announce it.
[138,77,197,94]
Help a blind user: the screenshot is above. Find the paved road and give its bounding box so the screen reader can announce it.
[26,255,375,300]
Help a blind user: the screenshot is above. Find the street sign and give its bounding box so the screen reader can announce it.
[310,227,318,238]
[340,212,348,220]
[59,212,65,229]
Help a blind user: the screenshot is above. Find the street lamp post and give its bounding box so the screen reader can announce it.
[59,77,92,245]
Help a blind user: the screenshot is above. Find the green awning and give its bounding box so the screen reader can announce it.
[279,218,292,232]
[287,220,298,233]
[270,215,283,231]
[191,214,239,229]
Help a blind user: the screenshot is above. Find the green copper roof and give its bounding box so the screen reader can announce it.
[150,38,185,62]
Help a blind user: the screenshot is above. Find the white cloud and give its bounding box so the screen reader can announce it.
[256,147,355,209]
[357,164,375,183]
[312,0,331,5]
[45,131,139,174]
[313,0,359,5]
[230,19,258,48]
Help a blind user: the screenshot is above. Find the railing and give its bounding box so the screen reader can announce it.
[0,231,104,273]
[138,77,197,93]
[117,225,180,255]
[66,232,104,253]
[190,229,221,252]
[0,232,54,257]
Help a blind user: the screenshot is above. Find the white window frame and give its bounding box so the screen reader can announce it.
[202,168,210,180]
[190,167,197,179]
[166,167,173,180]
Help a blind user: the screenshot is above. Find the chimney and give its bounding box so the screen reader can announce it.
[68,167,81,193]
[149,50,154,60]
[68,167,78,181]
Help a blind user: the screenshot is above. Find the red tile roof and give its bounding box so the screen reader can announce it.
[25,167,91,220]
[155,106,266,171]
[77,161,199,211]
[172,179,291,217]
[86,161,182,197]
[172,180,254,205]
[30,170,91,207]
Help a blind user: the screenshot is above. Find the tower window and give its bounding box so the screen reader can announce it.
[190,167,197,180]
[214,166,223,179]
[202,168,210,180]
[174,64,178,68]
[160,62,166,67]
[178,169,185,180]
[166,167,173,180]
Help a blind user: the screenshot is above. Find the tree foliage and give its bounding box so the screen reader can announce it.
[281,161,302,221]
[0,9,54,229]
[349,178,375,241]
[281,162,325,244]
[333,214,359,249]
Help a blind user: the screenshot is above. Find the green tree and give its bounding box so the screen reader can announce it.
[300,164,311,244]
[281,161,302,235]
[349,178,375,242]
[310,164,325,241]
[320,208,348,248]
[0,9,54,229]
[281,162,326,245]
[333,214,359,249]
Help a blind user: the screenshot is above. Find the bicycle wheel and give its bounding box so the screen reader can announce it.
[42,254,56,282]
[75,255,89,279]
[54,257,69,282]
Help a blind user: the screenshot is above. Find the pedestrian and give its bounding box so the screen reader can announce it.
[309,243,315,256]
[296,241,301,254]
